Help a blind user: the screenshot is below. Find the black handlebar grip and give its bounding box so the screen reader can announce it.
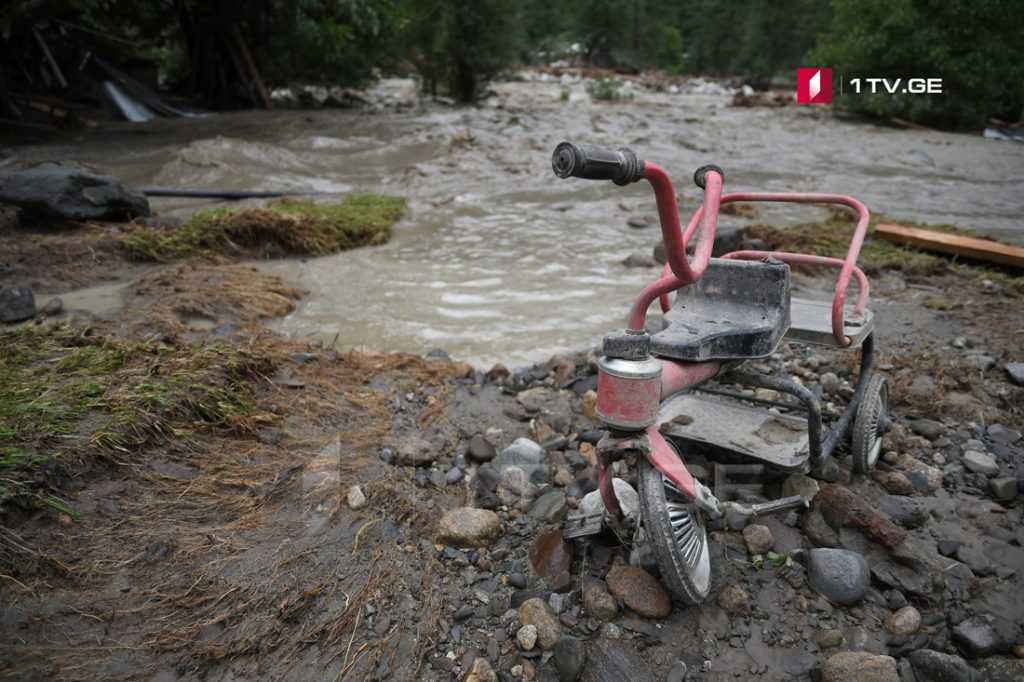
[551,142,644,186]
[693,164,725,190]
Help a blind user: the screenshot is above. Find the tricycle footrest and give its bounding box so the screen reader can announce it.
[562,511,604,539]
[658,393,809,472]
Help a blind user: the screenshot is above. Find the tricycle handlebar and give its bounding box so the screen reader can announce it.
[551,141,645,186]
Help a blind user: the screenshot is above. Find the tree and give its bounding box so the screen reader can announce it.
[403,0,523,101]
[811,0,1024,129]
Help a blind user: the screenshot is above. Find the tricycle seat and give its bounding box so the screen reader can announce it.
[651,257,791,361]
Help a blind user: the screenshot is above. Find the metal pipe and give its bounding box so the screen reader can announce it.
[139,188,326,199]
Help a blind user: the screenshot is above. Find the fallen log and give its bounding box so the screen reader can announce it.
[876,223,1024,269]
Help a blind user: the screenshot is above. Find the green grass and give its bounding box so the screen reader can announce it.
[0,327,273,517]
[124,194,407,262]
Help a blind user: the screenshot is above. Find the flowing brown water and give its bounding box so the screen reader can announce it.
[8,77,1023,366]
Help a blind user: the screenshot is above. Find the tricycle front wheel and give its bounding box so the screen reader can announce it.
[637,453,711,604]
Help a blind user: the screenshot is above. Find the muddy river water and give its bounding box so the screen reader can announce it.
[9,77,1024,366]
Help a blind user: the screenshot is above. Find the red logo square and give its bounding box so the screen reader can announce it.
[797,68,832,104]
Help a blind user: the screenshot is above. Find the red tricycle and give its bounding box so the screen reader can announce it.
[552,142,891,604]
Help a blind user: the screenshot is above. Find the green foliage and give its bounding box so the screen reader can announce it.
[260,0,406,86]
[811,0,1024,129]
[124,195,406,262]
[586,77,632,101]
[402,0,524,101]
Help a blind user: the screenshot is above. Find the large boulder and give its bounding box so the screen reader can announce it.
[0,162,150,221]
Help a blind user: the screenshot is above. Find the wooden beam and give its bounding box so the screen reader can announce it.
[875,223,1024,269]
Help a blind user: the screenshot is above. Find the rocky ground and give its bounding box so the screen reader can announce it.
[1,203,1023,679]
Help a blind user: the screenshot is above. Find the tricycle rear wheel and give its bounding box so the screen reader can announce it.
[637,451,711,604]
[851,373,889,473]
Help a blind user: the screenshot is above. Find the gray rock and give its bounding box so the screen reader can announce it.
[952,616,1007,657]
[529,490,568,523]
[875,495,928,529]
[467,433,497,461]
[39,297,63,316]
[907,649,972,682]
[784,651,818,677]
[807,548,871,605]
[988,477,1018,502]
[579,638,652,681]
[493,438,550,484]
[665,661,688,682]
[987,423,1021,445]
[627,216,650,228]
[821,371,841,395]
[1005,363,1024,387]
[579,478,639,520]
[962,450,999,476]
[0,161,150,221]
[964,354,996,371]
[552,635,585,682]
[496,466,538,510]
[0,285,35,322]
[910,419,945,441]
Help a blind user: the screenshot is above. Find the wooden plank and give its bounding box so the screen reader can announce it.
[875,223,1024,269]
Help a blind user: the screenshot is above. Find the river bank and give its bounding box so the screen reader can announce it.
[1,206,1023,680]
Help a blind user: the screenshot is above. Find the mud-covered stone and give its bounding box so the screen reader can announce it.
[0,285,35,323]
[884,606,921,636]
[436,507,501,547]
[872,471,916,496]
[716,583,751,615]
[397,436,440,465]
[0,161,150,220]
[605,564,672,619]
[895,454,944,492]
[821,651,899,682]
[529,530,573,587]
[518,597,562,650]
[582,578,619,622]
[742,524,775,555]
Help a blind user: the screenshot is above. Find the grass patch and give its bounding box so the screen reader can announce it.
[124,194,407,262]
[587,77,632,101]
[745,214,1024,296]
[0,325,273,517]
